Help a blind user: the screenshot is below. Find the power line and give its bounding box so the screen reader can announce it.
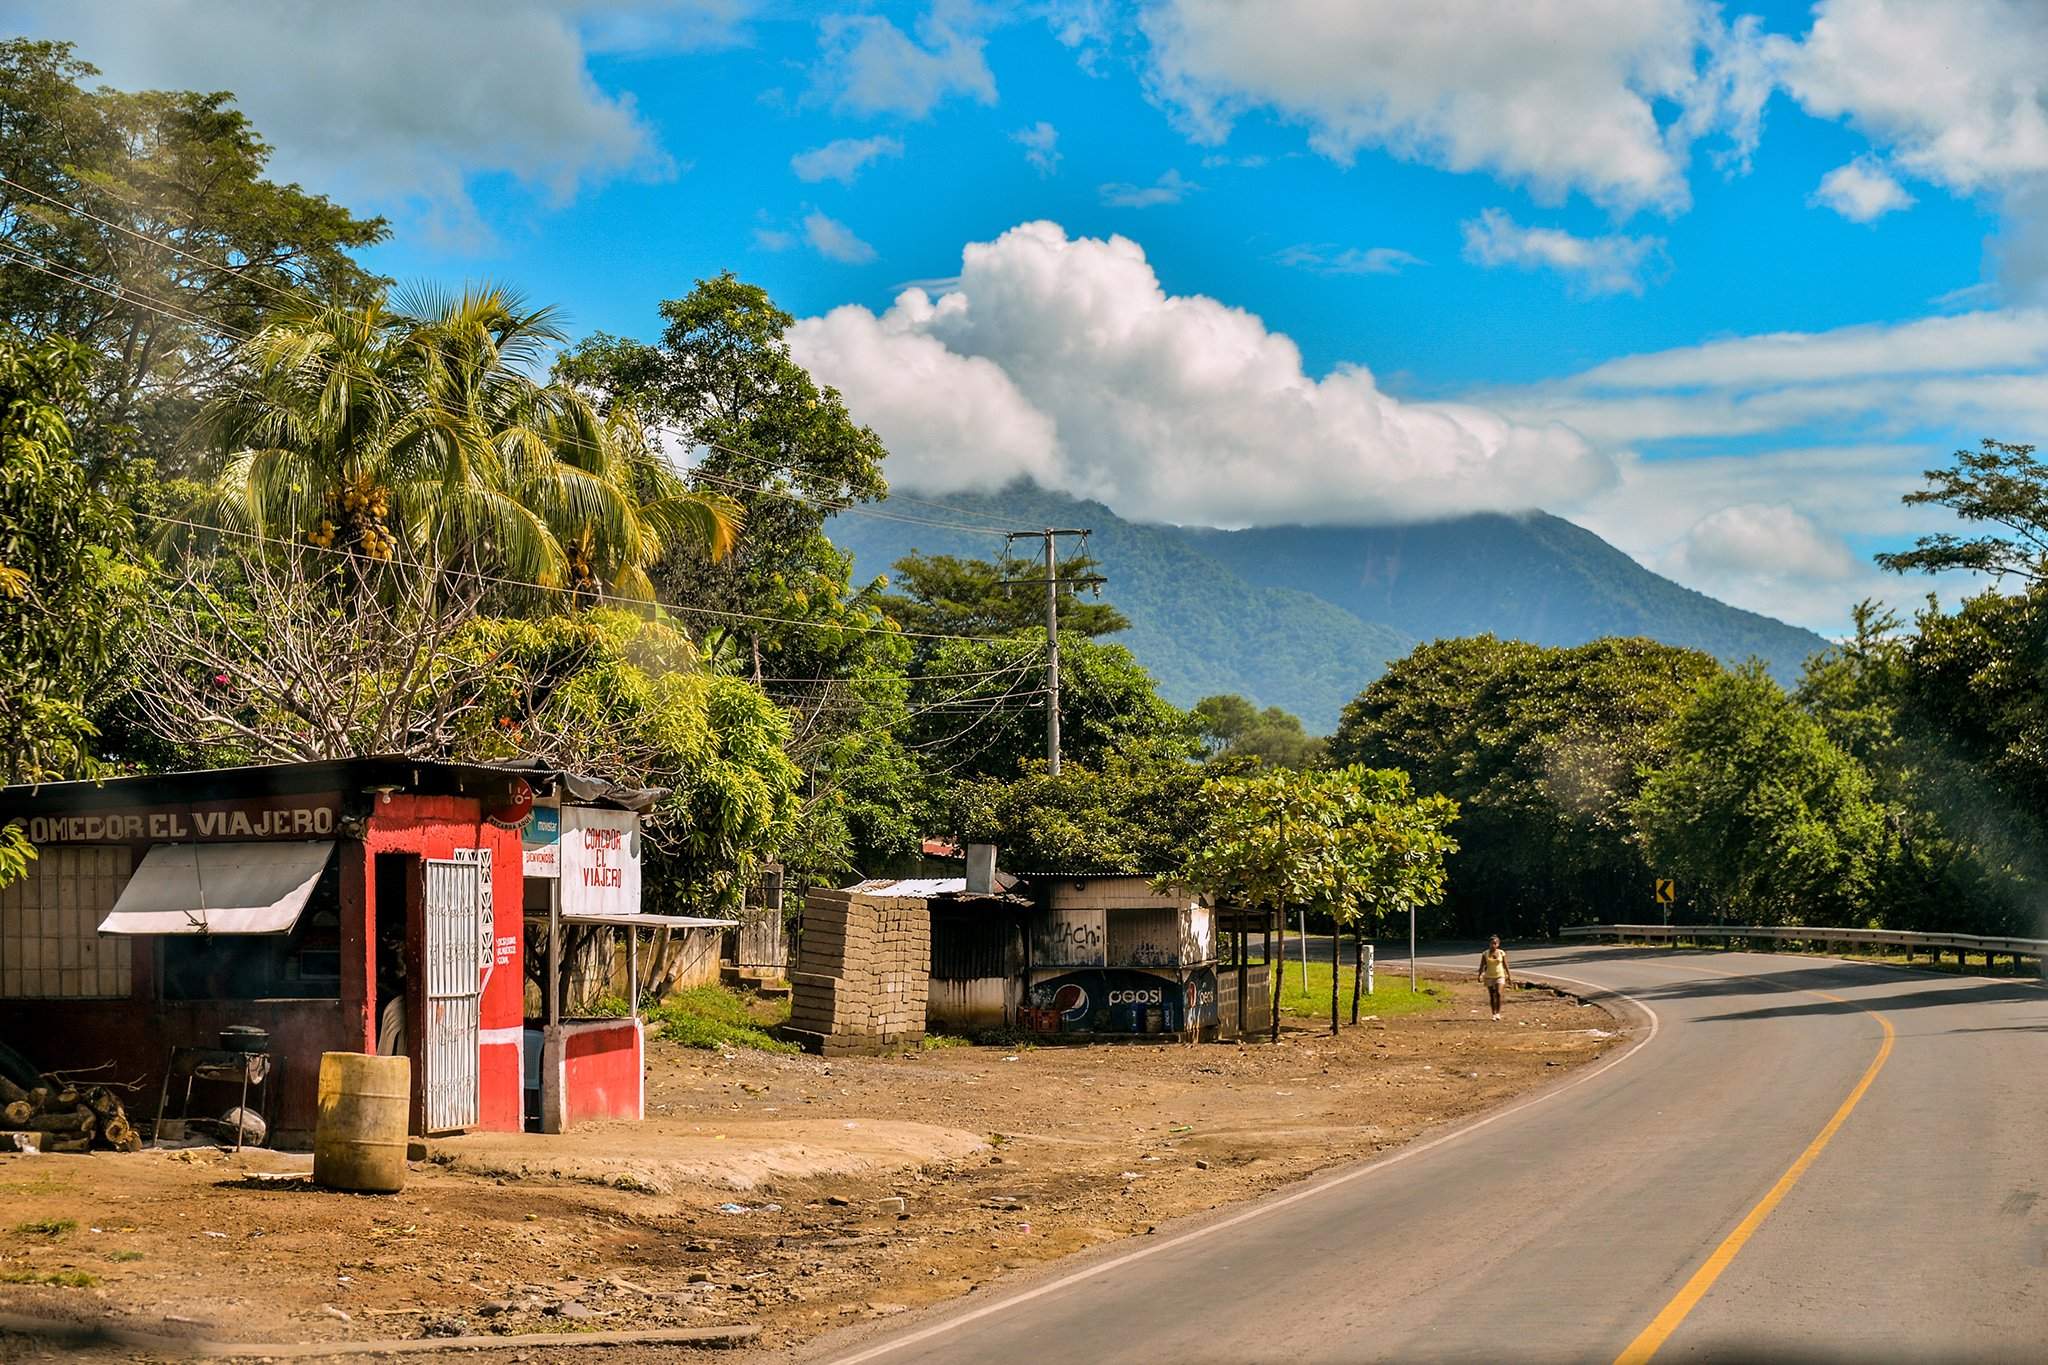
[132,509,1047,647]
[2,180,1038,538]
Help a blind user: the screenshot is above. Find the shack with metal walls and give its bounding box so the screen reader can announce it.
[1016,872,1222,1038]
[0,758,683,1144]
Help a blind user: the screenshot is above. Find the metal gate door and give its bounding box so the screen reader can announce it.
[423,856,483,1132]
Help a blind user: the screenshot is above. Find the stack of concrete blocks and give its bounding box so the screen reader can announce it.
[785,889,930,1055]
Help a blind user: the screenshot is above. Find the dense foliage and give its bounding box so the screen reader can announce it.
[0,328,136,785]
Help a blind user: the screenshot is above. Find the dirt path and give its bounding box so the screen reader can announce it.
[0,975,1617,1361]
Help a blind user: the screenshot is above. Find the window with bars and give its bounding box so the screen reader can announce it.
[0,845,134,999]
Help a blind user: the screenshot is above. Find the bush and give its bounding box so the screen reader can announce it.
[647,985,796,1054]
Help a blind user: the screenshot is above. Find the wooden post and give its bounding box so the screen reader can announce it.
[1329,926,1340,1035]
[1235,914,1248,1039]
[1270,907,1283,1042]
[1261,914,1273,1043]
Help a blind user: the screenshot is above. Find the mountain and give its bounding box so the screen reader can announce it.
[828,483,1830,732]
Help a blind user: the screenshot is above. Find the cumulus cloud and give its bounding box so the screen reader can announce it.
[790,135,904,185]
[788,220,1612,524]
[1099,169,1198,207]
[1774,0,2048,195]
[1461,209,1664,296]
[803,211,877,264]
[1670,503,1862,582]
[1812,156,1916,221]
[1014,122,1062,176]
[815,3,997,118]
[1277,244,1422,276]
[1138,0,1768,215]
[12,0,731,236]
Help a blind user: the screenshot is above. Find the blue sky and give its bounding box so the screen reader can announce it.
[28,1,2048,633]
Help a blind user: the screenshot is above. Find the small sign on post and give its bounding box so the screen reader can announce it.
[1654,877,1676,925]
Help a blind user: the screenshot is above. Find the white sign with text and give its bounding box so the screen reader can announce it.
[559,807,642,917]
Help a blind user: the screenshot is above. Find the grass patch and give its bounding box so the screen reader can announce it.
[12,1218,75,1238]
[1274,961,1449,1020]
[919,1032,973,1050]
[0,1268,96,1287]
[648,985,796,1054]
[107,1250,144,1263]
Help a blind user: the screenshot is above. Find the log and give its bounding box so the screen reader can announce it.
[19,1107,93,1134]
[41,1135,89,1154]
[86,1089,119,1118]
[1,1101,30,1126]
[101,1119,133,1148]
[51,1086,77,1107]
[0,1074,26,1104]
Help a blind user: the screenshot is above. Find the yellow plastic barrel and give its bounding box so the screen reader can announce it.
[312,1051,410,1193]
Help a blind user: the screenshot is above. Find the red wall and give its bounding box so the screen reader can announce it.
[358,794,524,1134]
[555,1019,644,1127]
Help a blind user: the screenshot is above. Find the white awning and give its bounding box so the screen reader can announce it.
[558,911,738,929]
[98,841,334,936]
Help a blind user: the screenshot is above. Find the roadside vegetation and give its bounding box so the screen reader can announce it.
[1275,961,1446,1020]
[648,985,796,1055]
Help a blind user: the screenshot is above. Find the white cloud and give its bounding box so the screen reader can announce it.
[1461,209,1664,296]
[790,135,904,185]
[753,225,797,252]
[1139,0,1768,215]
[1812,156,1916,221]
[14,1,732,237]
[1277,244,1423,276]
[1774,0,2048,195]
[803,211,877,264]
[1671,502,1862,582]
[1099,169,1198,208]
[788,220,1612,525]
[815,3,997,119]
[1014,121,1062,176]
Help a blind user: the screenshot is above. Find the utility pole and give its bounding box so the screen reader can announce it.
[1002,528,1101,777]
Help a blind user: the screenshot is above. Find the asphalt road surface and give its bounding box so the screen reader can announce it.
[804,946,2046,1364]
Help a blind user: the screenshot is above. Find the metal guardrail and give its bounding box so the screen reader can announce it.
[1561,922,2048,966]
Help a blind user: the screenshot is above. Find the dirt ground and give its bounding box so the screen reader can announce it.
[0,974,1619,1361]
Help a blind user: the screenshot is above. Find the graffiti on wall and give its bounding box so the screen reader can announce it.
[1031,909,1107,967]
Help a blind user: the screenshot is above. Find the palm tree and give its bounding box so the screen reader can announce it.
[193,283,739,596]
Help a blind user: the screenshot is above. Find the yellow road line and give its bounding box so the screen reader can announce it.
[1613,984,1896,1364]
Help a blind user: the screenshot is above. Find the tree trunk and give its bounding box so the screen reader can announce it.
[1271,905,1285,1042]
[1329,930,1341,1035]
[1350,936,1365,1025]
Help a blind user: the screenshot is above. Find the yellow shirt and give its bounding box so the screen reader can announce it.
[1481,949,1509,982]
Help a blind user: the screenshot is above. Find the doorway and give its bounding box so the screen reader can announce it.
[372,853,416,1060]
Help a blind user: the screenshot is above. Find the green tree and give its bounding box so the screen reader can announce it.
[943,746,1208,873]
[1634,664,1886,925]
[882,549,1128,642]
[907,633,1197,782]
[1192,693,1326,769]
[196,285,738,593]
[1335,635,1718,935]
[0,327,137,785]
[555,273,889,670]
[1875,438,2048,582]
[0,40,386,473]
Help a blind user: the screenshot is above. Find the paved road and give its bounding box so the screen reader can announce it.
[804,946,2046,1364]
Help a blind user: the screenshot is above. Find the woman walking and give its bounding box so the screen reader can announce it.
[1478,935,1512,1021]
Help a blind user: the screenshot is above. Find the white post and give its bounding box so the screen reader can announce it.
[1365,943,1374,997]
[628,927,639,1018]
[1298,909,1309,979]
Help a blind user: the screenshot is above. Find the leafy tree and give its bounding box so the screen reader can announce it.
[1167,765,1456,1033]
[555,273,888,671]
[0,40,386,474]
[195,285,738,594]
[1335,635,1718,935]
[943,745,1207,873]
[907,633,1197,782]
[1635,664,1886,925]
[1875,439,2048,583]
[882,549,1127,642]
[1192,693,1326,769]
[0,327,137,784]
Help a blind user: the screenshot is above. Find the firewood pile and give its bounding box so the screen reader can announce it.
[0,1071,143,1153]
